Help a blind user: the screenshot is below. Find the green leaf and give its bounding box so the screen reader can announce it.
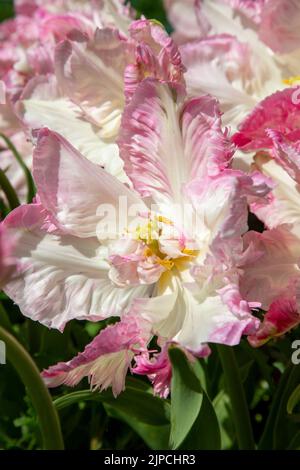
[168,347,204,449]
[288,430,300,450]
[54,385,170,426]
[105,404,170,450]
[180,391,221,450]
[287,384,300,415]
[213,390,235,449]
[0,133,36,203]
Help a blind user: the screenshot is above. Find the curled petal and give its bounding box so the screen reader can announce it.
[42,315,151,396]
[248,296,300,347]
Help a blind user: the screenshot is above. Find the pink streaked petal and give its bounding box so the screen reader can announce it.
[248,296,300,347]
[222,0,266,24]
[259,0,300,54]
[3,203,149,330]
[179,34,257,127]
[42,14,94,40]
[164,0,210,44]
[250,152,300,233]
[134,346,172,399]
[124,19,185,101]
[185,170,270,242]
[42,315,151,396]
[174,289,258,348]
[241,227,300,311]
[33,128,144,238]
[118,78,232,207]
[0,223,18,289]
[233,88,300,151]
[55,28,127,140]
[267,130,300,184]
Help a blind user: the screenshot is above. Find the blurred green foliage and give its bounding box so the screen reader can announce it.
[0,0,14,22]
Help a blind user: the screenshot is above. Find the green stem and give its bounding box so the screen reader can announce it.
[217,345,255,450]
[0,132,36,203]
[0,326,64,449]
[0,167,20,210]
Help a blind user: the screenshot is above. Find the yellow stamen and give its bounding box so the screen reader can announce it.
[157,258,174,270]
[156,215,173,225]
[283,76,300,86]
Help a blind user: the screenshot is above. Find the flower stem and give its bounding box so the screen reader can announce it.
[217,344,255,450]
[0,167,20,210]
[0,326,64,449]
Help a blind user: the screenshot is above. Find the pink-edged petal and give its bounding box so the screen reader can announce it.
[259,0,300,54]
[42,315,151,396]
[55,28,127,141]
[222,0,266,24]
[134,343,210,398]
[42,14,95,40]
[32,128,145,238]
[118,78,233,207]
[185,169,270,244]
[124,19,185,101]
[267,130,300,184]
[180,34,258,127]
[0,223,18,289]
[19,75,124,179]
[165,0,261,44]
[3,203,149,330]
[248,295,300,347]
[240,227,300,311]
[233,87,300,151]
[250,152,300,235]
[164,0,210,43]
[134,346,172,398]
[173,287,258,349]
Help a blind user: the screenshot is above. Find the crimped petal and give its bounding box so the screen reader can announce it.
[248,295,300,347]
[42,315,151,396]
[32,128,145,238]
[180,34,258,127]
[240,227,300,310]
[118,78,233,207]
[185,169,270,244]
[55,28,127,141]
[233,88,300,151]
[250,152,300,236]
[3,203,149,330]
[19,75,125,179]
[124,19,185,101]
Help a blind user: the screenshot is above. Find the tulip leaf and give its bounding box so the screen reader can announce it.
[168,347,204,449]
[287,384,300,415]
[54,385,170,426]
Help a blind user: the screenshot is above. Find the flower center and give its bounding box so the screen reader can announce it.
[133,215,198,274]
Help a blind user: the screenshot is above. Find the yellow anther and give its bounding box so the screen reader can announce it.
[283,76,300,86]
[157,258,174,270]
[156,215,173,225]
[182,248,198,256]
